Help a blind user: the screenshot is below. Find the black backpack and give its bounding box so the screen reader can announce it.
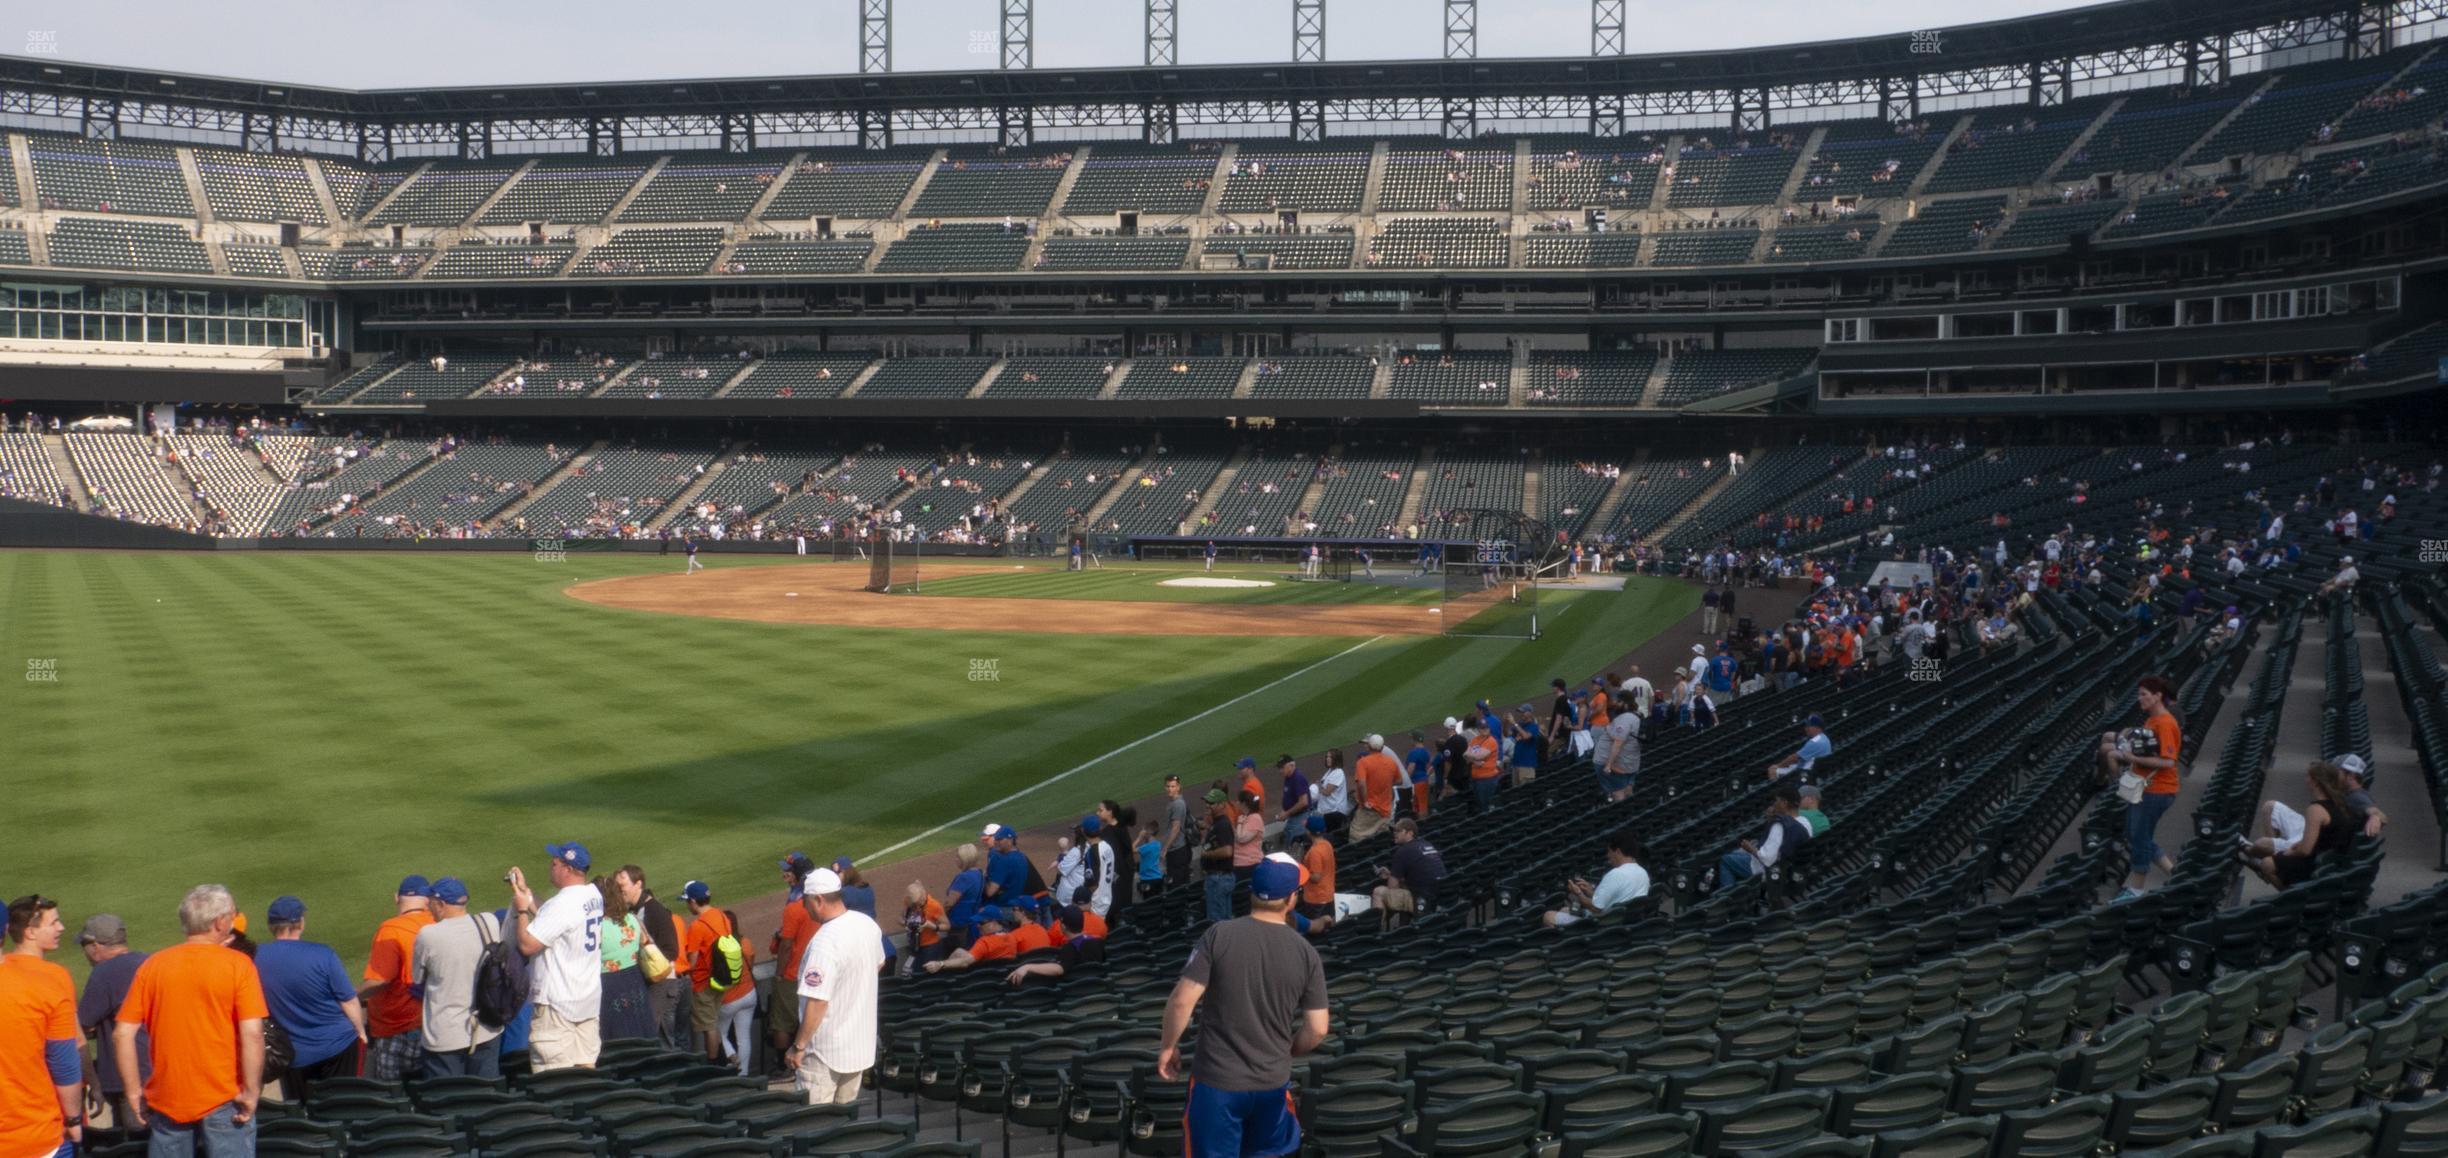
[472,913,528,1030]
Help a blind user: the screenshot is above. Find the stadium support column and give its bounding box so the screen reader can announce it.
[1002,0,1032,71]
[1592,0,1624,56]
[1146,0,1176,67]
[860,0,892,73]
[1443,0,1474,59]
[1443,0,1476,140]
[1293,0,1325,63]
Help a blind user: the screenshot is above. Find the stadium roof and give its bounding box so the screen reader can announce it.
[0,0,2367,124]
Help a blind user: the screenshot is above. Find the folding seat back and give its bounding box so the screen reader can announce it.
[1660,1061,1773,1113]
[1946,1051,2060,1116]
[2245,1105,2381,1158]
[1826,1071,1949,1136]
[2105,1075,2215,1152]
[1554,1111,1697,1158]
[1402,1090,1545,1158]
[1991,1092,2112,1158]
[1541,1073,1661,1136]
[1693,1089,1829,1156]
[1866,1115,1995,1158]
[2288,1024,2373,1116]
[1774,1044,1875,1093]
[2374,1088,2448,1158]
[2208,1052,2299,1131]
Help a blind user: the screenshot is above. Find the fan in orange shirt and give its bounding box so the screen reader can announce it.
[1,896,81,1158]
[115,886,269,1136]
[1465,723,1504,811]
[921,908,1020,973]
[359,876,435,1081]
[1351,738,1402,840]
[1297,816,1338,922]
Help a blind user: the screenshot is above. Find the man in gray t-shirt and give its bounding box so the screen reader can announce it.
[1158,859,1327,1158]
[409,878,506,1078]
[1162,775,1192,885]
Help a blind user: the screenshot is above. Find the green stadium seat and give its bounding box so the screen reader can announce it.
[1865,1115,1994,1158]
[784,1117,917,1156]
[1826,1072,1949,1136]
[2247,1105,2382,1158]
[1991,1092,2112,1158]
[1554,1111,1697,1158]
[1693,1088,1828,1155]
[1295,1079,1414,1158]
[2105,1076,2216,1151]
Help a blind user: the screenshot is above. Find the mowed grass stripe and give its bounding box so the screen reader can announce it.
[4,552,1686,978]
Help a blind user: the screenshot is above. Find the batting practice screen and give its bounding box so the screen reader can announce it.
[864,535,921,593]
[1442,538,1540,639]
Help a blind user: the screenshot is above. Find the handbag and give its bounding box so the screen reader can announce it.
[1570,728,1594,758]
[640,937,674,984]
[2115,771,2149,804]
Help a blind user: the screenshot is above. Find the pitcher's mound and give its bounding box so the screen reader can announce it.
[1158,577,1277,589]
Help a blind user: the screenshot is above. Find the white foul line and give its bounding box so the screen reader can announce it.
[858,634,1389,864]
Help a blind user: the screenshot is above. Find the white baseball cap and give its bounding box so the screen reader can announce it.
[1364,733,1385,749]
[1443,717,1462,730]
[805,868,844,896]
[982,823,1003,838]
[2333,754,2369,779]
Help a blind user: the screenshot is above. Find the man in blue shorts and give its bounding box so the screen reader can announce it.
[1157,859,1327,1158]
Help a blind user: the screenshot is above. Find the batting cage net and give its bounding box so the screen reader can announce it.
[1437,510,1562,639]
[1321,548,1353,583]
[864,532,922,593]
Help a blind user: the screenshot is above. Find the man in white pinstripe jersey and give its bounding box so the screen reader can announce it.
[784,868,884,1105]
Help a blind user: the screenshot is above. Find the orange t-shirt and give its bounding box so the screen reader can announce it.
[1010,921,1053,955]
[775,902,817,984]
[1302,840,1338,905]
[117,942,269,1126]
[969,933,1018,962]
[909,898,948,948]
[1239,773,1265,809]
[683,909,755,1001]
[1466,736,1502,781]
[1078,910,1108,939]
[1587,695,1611,729]
[1353,751,1401,816]
[363,910,434,1038]
[2144,710,2183,794]
[0,955,77,1158]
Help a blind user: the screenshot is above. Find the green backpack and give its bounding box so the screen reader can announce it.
[708,910,746,988]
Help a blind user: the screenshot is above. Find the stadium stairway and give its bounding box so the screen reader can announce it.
[1393,444,1434,530]
[643,454,732,532]
[1177,445,1251,534]
[484,443,604,528]
[1521,455,1542,523]
[1095,361,1131,400]
[1647,450,1755,542]
[2172,75,2286,172]
[1578,449,1647,537]
[36,433,88,509]
[1635,357,1673,409]
[2034,98,2126,189]
[463,158,538,228]
[991,456,1060,515]
[1078,444,1159,530]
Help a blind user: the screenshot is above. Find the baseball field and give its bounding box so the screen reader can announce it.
[1,549,1694,973]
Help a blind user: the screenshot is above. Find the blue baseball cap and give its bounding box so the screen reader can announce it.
[1803,714,1825,728]
[993,825,1017,842]
[547,842,591,871]
[430,878,470,905]
[396,875,433,898]
[1250,860,1303,901]
[1235,757,1256,770]
[266,896,306,924]
[1080,815,1103,835]
[779,852,814,874]
[1305,814,1326,834]
[681,880,711,903]
[831,856,855,873]
[977,905,1008,925]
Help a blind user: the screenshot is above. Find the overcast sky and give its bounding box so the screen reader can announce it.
[5,0,2102,88]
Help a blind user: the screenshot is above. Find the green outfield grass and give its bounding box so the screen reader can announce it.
[2,550,1693,976]
[912,562,1442,605]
